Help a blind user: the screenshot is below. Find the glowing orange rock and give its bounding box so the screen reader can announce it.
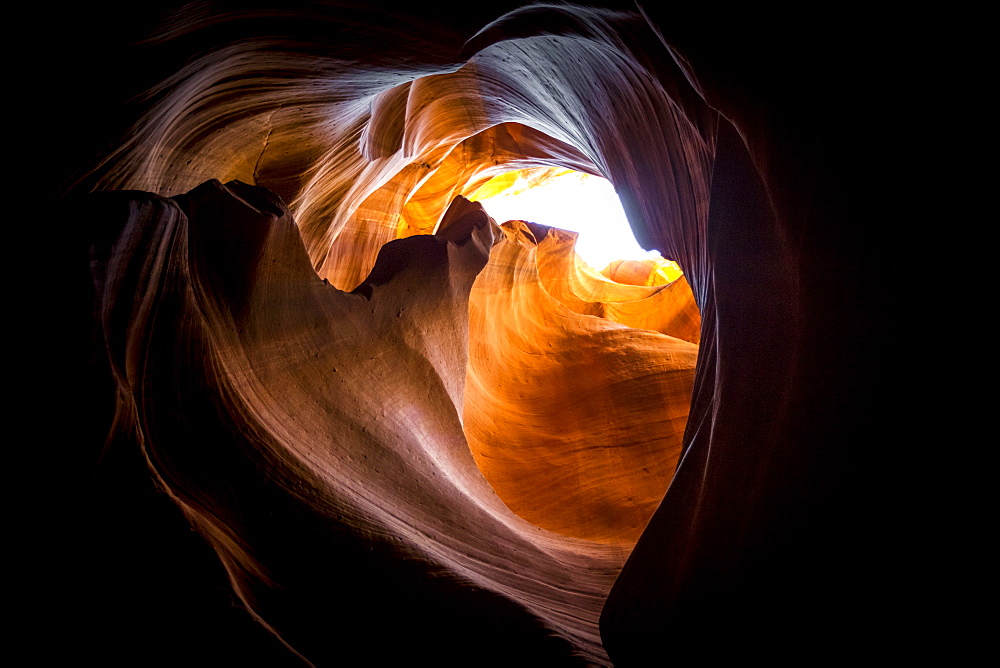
[535,227,701,345]
[464,219,697,543]
[63,1,884,663]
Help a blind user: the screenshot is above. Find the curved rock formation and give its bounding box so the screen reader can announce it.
[81,178,628,665]
[54,1,889,665]
[464,219,696,544]
[535,228,700,344]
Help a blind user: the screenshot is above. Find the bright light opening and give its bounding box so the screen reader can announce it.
[471,168,667,272]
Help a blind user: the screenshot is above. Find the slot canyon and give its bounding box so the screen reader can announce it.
[48,2,892,665]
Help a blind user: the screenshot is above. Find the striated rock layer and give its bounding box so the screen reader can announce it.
[80,179,626,665]
[465,219,697,544]
[56,1,889,665]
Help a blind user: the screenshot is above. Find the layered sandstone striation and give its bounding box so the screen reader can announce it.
[84,177,632,664]
[464,219,697,543]
[60,1,887,665]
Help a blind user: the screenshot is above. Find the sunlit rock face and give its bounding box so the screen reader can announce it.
[465,219,697,543]
[59,1,886,665]
[82,178,623,665]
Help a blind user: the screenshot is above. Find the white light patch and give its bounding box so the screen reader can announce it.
[474,171,660,271]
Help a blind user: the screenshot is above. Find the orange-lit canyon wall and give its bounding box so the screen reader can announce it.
[52,2,891,665]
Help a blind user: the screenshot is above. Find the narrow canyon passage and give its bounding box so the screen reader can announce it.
[52,2,891,665]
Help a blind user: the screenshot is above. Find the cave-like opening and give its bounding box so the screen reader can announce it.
[471,167,676,274]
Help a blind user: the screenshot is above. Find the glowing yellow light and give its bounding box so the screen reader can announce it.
[469,167,574,201]
[470,168,678,275]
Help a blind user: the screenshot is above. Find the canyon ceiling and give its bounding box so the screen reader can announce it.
[50,1,892,665]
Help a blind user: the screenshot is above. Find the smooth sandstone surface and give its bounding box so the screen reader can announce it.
[81,179,625,665]
[465,219,696,544]
[53,2,892,665]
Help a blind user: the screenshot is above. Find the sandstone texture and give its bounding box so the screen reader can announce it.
[53,2,891,665]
